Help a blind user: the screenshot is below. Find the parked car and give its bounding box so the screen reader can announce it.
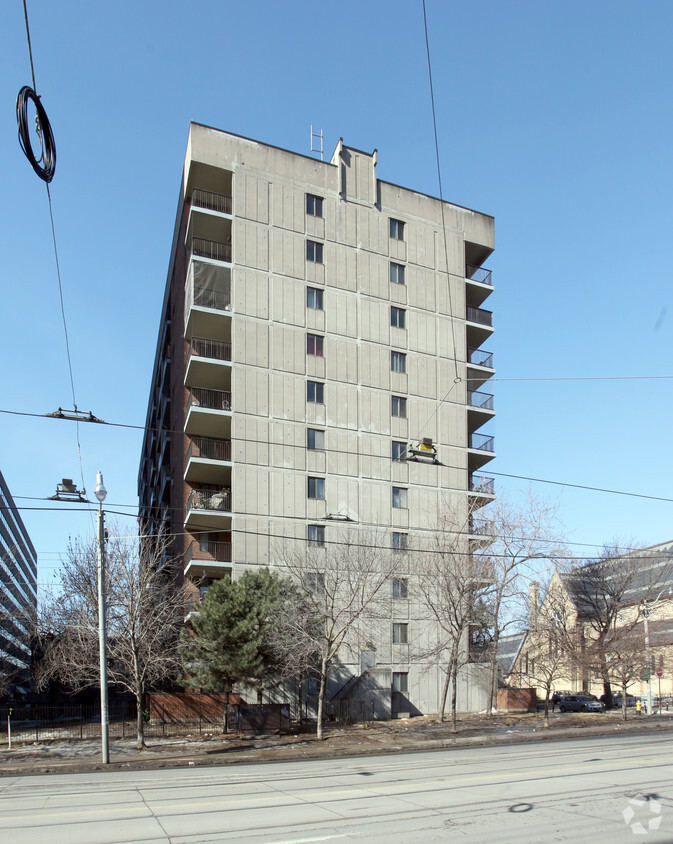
[551,690,572,706]
[611,694,637,708]
[558,694,606,713]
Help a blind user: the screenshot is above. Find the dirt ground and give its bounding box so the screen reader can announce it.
[1,709,671,777]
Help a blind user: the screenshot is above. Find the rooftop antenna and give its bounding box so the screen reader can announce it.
[310,125,324,161]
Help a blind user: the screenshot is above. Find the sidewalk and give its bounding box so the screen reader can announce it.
[1,710,672,778]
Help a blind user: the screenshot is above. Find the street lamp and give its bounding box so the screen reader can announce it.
[642,586,672,717]
[94,471,109,764]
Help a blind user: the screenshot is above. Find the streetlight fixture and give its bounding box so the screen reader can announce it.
[94,471,109,764]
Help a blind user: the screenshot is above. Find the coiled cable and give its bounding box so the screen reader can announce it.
[16,85,56,183]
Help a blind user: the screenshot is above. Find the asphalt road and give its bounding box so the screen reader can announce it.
[0,733,671,843]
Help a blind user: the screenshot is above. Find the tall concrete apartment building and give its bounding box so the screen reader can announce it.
[0,469,38,690]
[139,124,496,715]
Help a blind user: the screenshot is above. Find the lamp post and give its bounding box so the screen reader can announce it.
[95,471,109,763]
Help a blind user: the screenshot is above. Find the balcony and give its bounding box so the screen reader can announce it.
[467,347,494,391]
[185,488,232,530]
[191,237,231,264]
[467,390,495,432]
[185,387,232,437]
[466,264,493,308]
[469,474,495,496]
[185,436,232,484]
[466,306,494,348]
[184,539,232,580]
[192,188,232,216]
[185,337,232,390]
[468,432,495,471]
[469,517,494,550]
[185,260,232,337]
[468,347,494,369]
[466,265,493,286]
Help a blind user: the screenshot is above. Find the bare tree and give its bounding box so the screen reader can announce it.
[37,527,185,748]
[564,543,646,708]
[270,529,397,739]
[474,494,563,715]
[522,588,574,727]
[415,515,490,732]
[604,627,644,721]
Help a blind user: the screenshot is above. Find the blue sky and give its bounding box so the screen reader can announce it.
[1,0,672,585]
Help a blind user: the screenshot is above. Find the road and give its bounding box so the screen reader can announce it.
[0,733,671,842]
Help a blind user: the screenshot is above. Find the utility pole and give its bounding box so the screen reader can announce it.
[95,471,109,763]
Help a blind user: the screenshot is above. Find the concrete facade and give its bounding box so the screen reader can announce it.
[0,469,37,689]
[139,125,496,715]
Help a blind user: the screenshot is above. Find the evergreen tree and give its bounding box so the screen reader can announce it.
[180,568,291,730]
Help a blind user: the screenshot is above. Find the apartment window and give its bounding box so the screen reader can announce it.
[392,532,408,551]
[307,571,325,592]
[307,428,325,450]
[392,487,408,508]
[391,306,405,329]
[306,240,323,263]
[391,395,407,418]
[393,623,408,644]
[391,351,406,373]
[307,334,324,356]
[389,262,405,285]
[392,441,407,462]
[392,672,408,693]
[307,380,324,403]
[308,524,325,547]
[307,287,323,310]
[306,194,323,217]
[393,577,408,598]
[308,476,325,499]
[390,218,405,241]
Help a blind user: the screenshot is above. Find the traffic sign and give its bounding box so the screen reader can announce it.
[656,668,664,678]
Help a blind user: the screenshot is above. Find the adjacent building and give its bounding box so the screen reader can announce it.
[0,469,37,691]
[139,124,496,715]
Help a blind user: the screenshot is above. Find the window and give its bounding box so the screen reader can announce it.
[306,240,323,263]
[306,194,323,217]
[392,487,407,508]
[308,476,325,499]
[307,333,324,356]
[392,441,407,462]
[390,218,405,241]
[389,262,405,285]
[391,351,406,373]
[307,287,323,310]
[393,577,408,598]
[391,306,405,329]
[307,428,325,450]
[308,524,325,547]
[307,380,324,403]
[391,395,407,418]
[393,622,408,644]
[392,672,408,693]
[392,532,408,551]
[306,571,325,592]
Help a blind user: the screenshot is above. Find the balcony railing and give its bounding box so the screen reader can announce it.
[470,519,493,537]
[189,337,232,361]
[193,284,231,311]
[469,475,495,495]
[466,306,493,327]
[468,348,494,368]
[185,539,232,565]
[188,387,231,411]
[192,237,231,263]
[469,433,495,452]
[468,390,494,411]
[466,265,493,286]
[192,188,232,215]
[187,436,231,462]
[187,488,232,513]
